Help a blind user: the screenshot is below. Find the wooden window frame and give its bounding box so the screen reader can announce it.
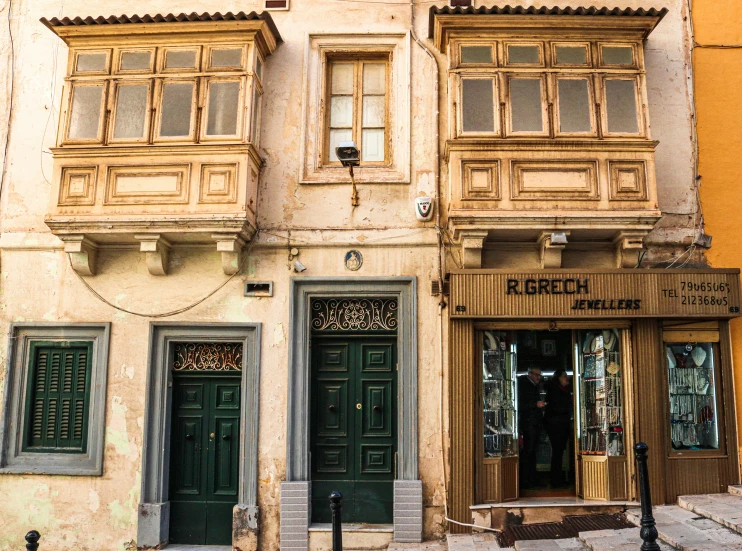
[159,46,202,73]
[503,42,545,68]
[22,341,93,454]
[200,76,247,141]
[322,54,392,167]
[456,42,497,68]
[551,42,592,68]
[72,49,111,76]
[0,323,111,476]
[599,74,644,138]
[152,77,200,143]
[504,73,549,137]
[107,79,154,144]
[457,73,500,138]
[63,80,110,145]
[552,73,598,138]
[114,48,156,74]
[598,42,638,69]
[204,44,247,72]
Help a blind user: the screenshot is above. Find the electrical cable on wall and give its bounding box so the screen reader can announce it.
[68,231,260,318]
[0,0,15,202]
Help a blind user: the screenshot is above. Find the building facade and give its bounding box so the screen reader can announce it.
[0,0,737,550]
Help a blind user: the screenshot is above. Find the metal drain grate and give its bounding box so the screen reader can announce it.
[500,513,633,547]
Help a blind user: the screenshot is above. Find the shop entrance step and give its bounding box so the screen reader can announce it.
[579,528,676,550]
[677,490,742,535]
[625,505,742,550]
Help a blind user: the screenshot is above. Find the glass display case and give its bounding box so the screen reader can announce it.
[576,329,624,457]
[482,330,518,458]
[666,342,719,450]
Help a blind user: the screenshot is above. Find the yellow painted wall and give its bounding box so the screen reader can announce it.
[693,0,742,472]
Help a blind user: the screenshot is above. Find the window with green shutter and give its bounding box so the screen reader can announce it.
[23,342,93,454]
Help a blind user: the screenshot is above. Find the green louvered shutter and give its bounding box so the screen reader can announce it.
[24,342,92,453]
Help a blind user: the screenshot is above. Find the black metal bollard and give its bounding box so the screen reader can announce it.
[329,491,343,551]
[25,531,40,551]
[634,443,660,551]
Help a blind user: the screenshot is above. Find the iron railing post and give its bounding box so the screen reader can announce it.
[25,531,40,551]
[634,442,660,551]
[330,491,343,551]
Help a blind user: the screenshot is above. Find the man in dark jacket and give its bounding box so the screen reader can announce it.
[518,366,545,489]
[545,369,573,487]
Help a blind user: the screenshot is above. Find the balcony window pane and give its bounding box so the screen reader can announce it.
[558,79,591,133]
[361,129,385,162]
[166,50,197,70]
[120,51,151,71]
[508,45,540,64]
[329,129,352,162]
[555,46,587,65]
[331,63,354,94]
[76,53,107,72]
[362,96,385,127]
[113,85,148,140]
[461,45,493,64]
[211,49,243,68]
[462,78,495,133]
[510,78,543,132]
[330,96,353,128]
[605,79,639,133]
[68,85,104,140]
[363,63,386,95]
[160,82,194,137]
[206,81,240,136]
[602,46,633,66]
[667,343,719,451]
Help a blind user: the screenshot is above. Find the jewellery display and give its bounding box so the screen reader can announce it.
[666,342,719,450]
[577,330,624,456]
[482,331,518,457]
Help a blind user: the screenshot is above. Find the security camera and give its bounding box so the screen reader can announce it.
[335,141,360,167]
[293,260,307,273]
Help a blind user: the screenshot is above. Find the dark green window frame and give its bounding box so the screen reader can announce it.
[23,341,93,454]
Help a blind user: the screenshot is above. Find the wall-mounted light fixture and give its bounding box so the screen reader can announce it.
[335,141,360,207]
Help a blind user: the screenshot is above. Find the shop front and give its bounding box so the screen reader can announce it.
[448,269,742,532]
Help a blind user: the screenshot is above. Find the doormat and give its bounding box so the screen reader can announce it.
[498,513,634,547]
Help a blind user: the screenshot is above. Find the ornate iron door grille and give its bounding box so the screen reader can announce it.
[311,298,398,332]
[172,343,243,371]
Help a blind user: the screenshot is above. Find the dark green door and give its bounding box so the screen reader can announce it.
[311,335,397,523]
[169,374,240,544]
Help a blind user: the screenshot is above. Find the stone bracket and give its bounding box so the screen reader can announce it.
[134,234,171,276]
[538,231,570,269]
[61,234,98,276]
[213,233,247,275]
[460,230,489,269]
[614,231,646,268]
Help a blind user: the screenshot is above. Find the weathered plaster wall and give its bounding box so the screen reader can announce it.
[692,0,742,472]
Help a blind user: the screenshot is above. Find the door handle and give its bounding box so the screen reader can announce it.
[210,433,215,439]
[356,403,362,410]
[185,434,194,440]
[373,405,381,412]
[329,404,337,412]
[222,434,231,440]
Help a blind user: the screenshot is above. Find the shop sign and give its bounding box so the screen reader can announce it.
[450,269,741,318]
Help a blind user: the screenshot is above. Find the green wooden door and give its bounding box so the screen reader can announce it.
[311,335,397,523]
[169,375,240,544]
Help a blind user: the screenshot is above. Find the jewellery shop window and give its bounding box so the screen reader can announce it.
[575,330,625,457]
[665,340,721,452]
[482,331,518,458]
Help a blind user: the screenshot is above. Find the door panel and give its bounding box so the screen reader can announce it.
[169,375,240,545]
[311,336,396,524]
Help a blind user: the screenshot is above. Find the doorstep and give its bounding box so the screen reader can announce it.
[309,523,394,532]
[473,498,639,509]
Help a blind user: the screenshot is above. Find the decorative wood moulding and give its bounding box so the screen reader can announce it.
[511,160,598,201]
[609,160,647,200]
[59,167,97,205]
[105,165,190,205]
[199,164,238,204]
[462,161,499,201]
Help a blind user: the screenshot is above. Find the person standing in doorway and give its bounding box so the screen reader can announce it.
[545,369,573,487]
[518,366,545,489]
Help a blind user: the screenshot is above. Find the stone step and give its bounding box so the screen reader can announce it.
[728,485,742,498]
[678,492,742,536]
[626,505,742,550]
[388,542,447,551]
[580,528,676,550]
[514,537,588,550]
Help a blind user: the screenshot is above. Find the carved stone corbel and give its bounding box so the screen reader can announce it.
[134,234,171,276]
[614,231,645,268]
[61,235,98,276]
[212,233,247,275]
[538,231,570,269]
[460,231,489,269]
